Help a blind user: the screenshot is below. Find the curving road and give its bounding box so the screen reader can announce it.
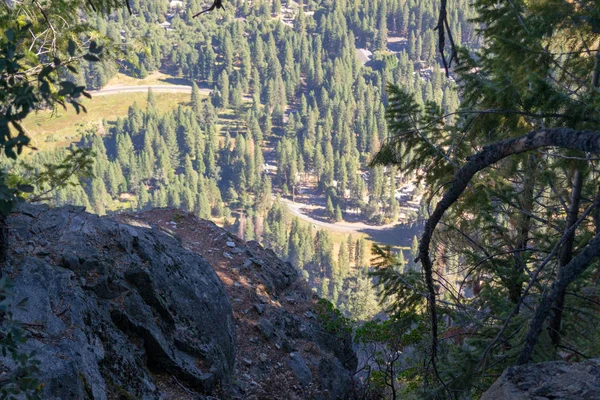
[89,84,212,97]
[281,198,421,246]
[281,198,401,233]
[91,83,419,244]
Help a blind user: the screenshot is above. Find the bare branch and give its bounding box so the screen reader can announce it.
[417,128,600,366]
[518,232,600,364]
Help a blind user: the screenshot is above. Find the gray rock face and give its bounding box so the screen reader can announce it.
[244,240,298,295]
[318,356,353,400]
[482,358,600,400]
[4,204,236,399]
[286,352,312,387]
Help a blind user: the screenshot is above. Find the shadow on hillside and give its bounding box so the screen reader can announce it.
[359,222,423,248]
[302,206,395,226]
[159,77,192,86]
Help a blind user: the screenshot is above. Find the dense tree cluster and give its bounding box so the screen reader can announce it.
[70,0,472,222]
[6,0,477,321]
[370,0,600,397]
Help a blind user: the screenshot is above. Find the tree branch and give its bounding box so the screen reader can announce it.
[416,128,600,365]
[517,232,600,364]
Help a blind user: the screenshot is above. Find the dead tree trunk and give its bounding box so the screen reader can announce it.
[548,168,584,346]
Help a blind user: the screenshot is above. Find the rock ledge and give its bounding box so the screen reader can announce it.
[482,358,600,400]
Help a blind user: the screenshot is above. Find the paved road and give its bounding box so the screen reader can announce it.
[281,198,398,233]
[89,85,212,97]
[281,198,421,246]
[92,84,420,245]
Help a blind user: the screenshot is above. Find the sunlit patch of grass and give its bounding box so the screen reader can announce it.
[105,71,192,87]
[22,92,193,153]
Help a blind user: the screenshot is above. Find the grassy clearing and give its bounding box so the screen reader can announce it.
[104,71,192,87]
[22,92,192,152]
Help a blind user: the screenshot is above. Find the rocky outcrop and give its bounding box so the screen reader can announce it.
[2,204,357,399]
[4,204,236,399]
[121,209,358,400]
[482,359,600,400]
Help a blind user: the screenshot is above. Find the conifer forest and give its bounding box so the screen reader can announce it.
[2,0,600,398]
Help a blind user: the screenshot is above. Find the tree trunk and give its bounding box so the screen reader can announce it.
[417,128,600,363]
[548,168,584,346]
[509,155,536,307]
[518,232,600,364]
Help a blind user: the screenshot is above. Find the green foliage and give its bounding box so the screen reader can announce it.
[334,204,342,222]
[356,314,423,349]
[371,85,454,191]
[0,0,125,217]
[315,298,353,339]
[355,314,427,398]
[16,148,95,202]
[370,244,427,316]
[0,4,118,154]
[373,0,600,397]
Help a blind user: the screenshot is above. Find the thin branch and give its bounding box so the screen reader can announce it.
[407,113,458,168]
[33,0,57,54]
[397,109,600,141]
[539,151,600,161]
[518,232,600,364]
[417,128,600,369]
[480,189,600,367]
[565,291,600,308]
[171,375,196,395]
[436,0,458,77]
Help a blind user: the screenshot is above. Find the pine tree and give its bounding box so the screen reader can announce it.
[375,0,388,51]
[139,63,148,79]
[411,235,419,262]
[338,242,350,280]
[326,196,335,220]
[244,215,255,241]
[320,277,329,298]
[334,204,343,222]
[191,81,202,114]
[217,70,230,109]
[146,88,157,112]
[397,250,406,273]
[138,183,149,211]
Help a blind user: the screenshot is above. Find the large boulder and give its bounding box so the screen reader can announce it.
[3,204,236,399]
[482,358,600,400]
[118,209,358,400]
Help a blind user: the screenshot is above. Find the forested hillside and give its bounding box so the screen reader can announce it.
[4,0,600,398]
[8,0,478,319]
